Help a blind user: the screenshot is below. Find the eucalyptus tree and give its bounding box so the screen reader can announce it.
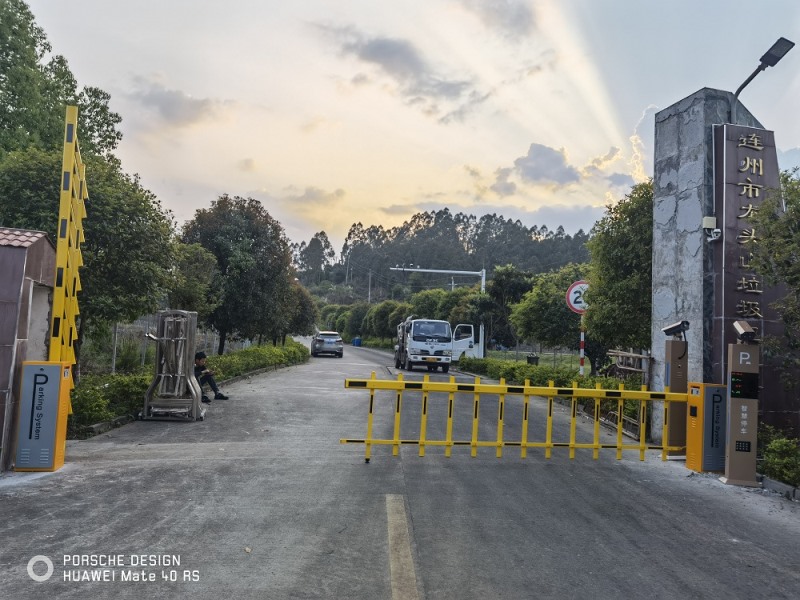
[296,231,335,284]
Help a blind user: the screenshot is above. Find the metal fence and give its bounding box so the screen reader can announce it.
[97,315,250,374]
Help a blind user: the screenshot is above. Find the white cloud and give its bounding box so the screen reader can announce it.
[513,143,581,185]
[323,24,487,122]
[457,0,536,41]
[128,76,230,128]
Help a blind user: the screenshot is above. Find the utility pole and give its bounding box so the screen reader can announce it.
[368,270,372,303]
[389,266,486,358]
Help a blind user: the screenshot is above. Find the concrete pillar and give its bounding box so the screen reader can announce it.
[650,88,760,443]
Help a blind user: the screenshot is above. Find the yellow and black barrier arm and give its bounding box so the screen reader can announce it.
[342,373,689,462]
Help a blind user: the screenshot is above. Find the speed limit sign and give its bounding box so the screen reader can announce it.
[566,280,589,314]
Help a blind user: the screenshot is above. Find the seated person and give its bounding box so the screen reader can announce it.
[194,351,229,402]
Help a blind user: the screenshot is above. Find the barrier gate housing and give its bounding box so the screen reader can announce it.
[341,373,689,462]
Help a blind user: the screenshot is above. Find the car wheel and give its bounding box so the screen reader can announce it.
[337,352,343,358]
[395,354,401,369]
[442,364,450,373]
[405,355,413,371]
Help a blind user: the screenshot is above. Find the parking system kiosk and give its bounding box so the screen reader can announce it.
[686,383,727,472]
[664,331,688,457]
[15,361,71,471]
[720,343,760,486]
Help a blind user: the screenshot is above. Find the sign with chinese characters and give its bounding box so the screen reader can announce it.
[711,125,783,388]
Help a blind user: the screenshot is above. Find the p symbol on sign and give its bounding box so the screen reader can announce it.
[739,351,751,365]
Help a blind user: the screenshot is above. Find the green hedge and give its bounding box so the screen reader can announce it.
[762,437,800,487]
[68,339,309,437]
[457,357,642,389]
[358,337,395,350]
[457,356,645,420]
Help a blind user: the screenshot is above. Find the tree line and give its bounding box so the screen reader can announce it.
[292,209,590,304]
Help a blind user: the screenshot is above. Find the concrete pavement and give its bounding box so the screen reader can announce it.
[2,345,800,599]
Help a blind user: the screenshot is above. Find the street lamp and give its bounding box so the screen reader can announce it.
[731,37,794,123]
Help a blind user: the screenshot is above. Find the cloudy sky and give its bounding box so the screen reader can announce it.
[26,0,800,253]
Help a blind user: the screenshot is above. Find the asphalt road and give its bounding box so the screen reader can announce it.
[1,342,799,599]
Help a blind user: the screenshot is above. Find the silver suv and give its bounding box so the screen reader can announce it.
[311,331,344,358]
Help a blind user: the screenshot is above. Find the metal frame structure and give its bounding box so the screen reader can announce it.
[142,310,205,421]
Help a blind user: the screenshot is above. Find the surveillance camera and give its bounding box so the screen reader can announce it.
[733,320,756,343]
[661,320,690,337]
[706,228,722,242]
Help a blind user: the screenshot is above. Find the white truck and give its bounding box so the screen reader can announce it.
[393,316,478,372]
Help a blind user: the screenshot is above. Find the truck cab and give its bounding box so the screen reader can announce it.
[394,317,478,372]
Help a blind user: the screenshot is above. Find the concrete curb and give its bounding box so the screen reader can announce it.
[81,414,134,436]
[759,474,800,502]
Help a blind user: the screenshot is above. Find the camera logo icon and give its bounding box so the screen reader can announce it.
[27,555,54,582]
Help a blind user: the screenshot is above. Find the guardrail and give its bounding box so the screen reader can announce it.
[341,373,688,462]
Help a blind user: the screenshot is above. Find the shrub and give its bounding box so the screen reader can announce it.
[359,337,395,351]
[68,381,115,437]
[762,437,800,487]
[204,340,308,380]
[456,356,648,420]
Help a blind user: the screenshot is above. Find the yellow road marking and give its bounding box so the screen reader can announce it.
[386,494,419,600]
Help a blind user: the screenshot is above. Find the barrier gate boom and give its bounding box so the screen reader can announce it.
[341,373,689,462]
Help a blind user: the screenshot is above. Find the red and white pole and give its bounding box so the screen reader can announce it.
[579,315,585,376]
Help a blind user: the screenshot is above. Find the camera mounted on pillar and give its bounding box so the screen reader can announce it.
[661,320,689,340]
[733,320,757,344]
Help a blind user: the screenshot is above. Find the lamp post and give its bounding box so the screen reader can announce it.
[731,37,794,124]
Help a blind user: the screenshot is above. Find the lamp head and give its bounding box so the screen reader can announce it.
[760,37,795,67]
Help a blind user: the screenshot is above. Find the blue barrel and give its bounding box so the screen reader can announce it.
[353,337,362,347]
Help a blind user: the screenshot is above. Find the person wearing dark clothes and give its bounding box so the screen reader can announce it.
[194,351,229,403]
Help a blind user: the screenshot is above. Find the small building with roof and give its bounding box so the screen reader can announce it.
[0,228,55,472]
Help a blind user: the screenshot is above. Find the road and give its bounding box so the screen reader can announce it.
[1,342,799,599]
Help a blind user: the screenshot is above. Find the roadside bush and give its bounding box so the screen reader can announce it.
[762,437,800,487]
[103,373,151,417]
[68,381,116,437]
[457,356,640,389]
[457,356,646,420]
[757,423,783,457]
[359,337,395,351]
[203,339,308,380]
